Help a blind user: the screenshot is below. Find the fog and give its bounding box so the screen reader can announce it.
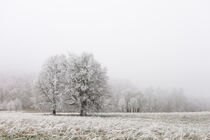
[0,0,210,98]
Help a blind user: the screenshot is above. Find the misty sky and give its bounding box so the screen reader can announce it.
[0,0,210,97]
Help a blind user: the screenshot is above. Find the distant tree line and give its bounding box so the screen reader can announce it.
[109,85,209,113]
[0,53,209,114]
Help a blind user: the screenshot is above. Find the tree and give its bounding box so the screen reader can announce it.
[129,97,138,112]
[67,53,108,116]
[36,55,67,115]
[7,100,15,111]
[118,97,126,112]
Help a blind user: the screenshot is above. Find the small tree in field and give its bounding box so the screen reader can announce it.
[37,55,67,115]
[67,53,108,116]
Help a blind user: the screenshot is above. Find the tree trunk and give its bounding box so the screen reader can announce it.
[80,109,87,116]
[80,101,87,116]
[52,103,56,115]
[53,109,56,115]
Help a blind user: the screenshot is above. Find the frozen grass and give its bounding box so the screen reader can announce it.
[0,112,210,140]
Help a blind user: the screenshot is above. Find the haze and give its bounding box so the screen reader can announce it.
[0,0,210,97]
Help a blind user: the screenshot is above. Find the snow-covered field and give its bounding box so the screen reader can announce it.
[0,112,210,140]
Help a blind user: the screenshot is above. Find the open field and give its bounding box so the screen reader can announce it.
[0,112,210,140]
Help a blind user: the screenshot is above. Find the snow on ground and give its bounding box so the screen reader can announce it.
[0,112,210,140]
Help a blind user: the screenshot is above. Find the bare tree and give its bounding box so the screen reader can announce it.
[36,55,67,115]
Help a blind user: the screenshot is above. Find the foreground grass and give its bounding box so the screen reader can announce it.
[0,112,210,140]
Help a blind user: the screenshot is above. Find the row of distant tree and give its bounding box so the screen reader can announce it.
[0,53,209,115]
[109,85,209,113]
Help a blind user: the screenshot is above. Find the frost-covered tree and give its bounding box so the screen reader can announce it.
[118,97,126,112]
[66,53,108,116]
[7,100,15,111]
[14,98,22,111]
[129,97,138,112]
[36,55,68,115]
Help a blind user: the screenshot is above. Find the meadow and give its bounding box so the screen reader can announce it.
[0,112,210,140]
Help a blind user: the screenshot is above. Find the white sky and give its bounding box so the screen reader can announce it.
[0,0,210,97]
